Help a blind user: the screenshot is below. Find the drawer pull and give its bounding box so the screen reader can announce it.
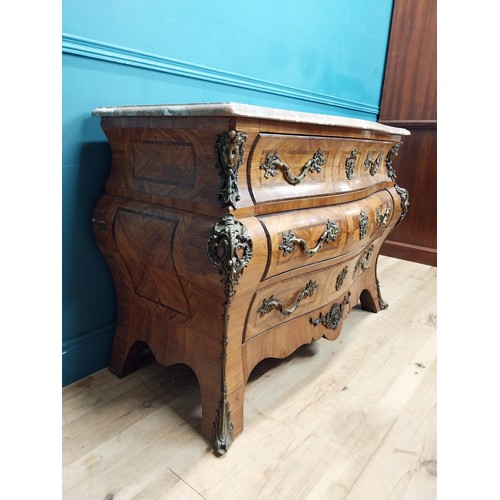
[336,266,349,291]
[345,149,358,180]
[280,219,341,256]
[359,210,369,240]
[310,292,351,330]
[376,202,392,227]
[364,151,383,176]
[260,149,326,185]
[354,244,375,276]
[257,280,318,317]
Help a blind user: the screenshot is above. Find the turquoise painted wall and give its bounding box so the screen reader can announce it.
[62,0,394,386]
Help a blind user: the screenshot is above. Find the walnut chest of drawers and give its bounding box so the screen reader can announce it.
[91,102,410,454]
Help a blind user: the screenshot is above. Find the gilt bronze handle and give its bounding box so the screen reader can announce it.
[376,202,392,227]
[279,219,340,257]
[257,280,318,317]
[260,149,326,185]
[364,151,383,176]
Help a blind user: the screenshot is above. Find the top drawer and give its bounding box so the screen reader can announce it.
[247,133,395,204]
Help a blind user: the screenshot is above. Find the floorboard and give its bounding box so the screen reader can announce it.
[62,256,437,500]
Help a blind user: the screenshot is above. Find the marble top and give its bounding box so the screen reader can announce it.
[92,102,410,136]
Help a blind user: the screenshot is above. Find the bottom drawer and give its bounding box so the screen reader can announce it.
[243,241,378,342]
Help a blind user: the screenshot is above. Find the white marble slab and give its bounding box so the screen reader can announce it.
[92,102,410,135]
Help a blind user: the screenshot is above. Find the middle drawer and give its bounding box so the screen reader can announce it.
[257,189,394,280]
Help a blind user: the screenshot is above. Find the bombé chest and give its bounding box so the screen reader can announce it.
[91,102,409,454]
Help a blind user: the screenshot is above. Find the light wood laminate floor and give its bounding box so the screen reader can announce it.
[62,256,437,500]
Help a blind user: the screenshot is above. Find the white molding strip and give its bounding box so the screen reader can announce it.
[62,33,379,115]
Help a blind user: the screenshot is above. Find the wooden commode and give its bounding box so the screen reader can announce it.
[91,102,410,454]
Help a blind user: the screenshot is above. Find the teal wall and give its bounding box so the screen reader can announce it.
[62,0,395,386]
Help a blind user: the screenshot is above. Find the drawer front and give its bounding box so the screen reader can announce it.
[258,189,394,280]
[247,133,395,204]
[243,243,377,342]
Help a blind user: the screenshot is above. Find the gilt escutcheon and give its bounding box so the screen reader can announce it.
[310,292,351,330]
